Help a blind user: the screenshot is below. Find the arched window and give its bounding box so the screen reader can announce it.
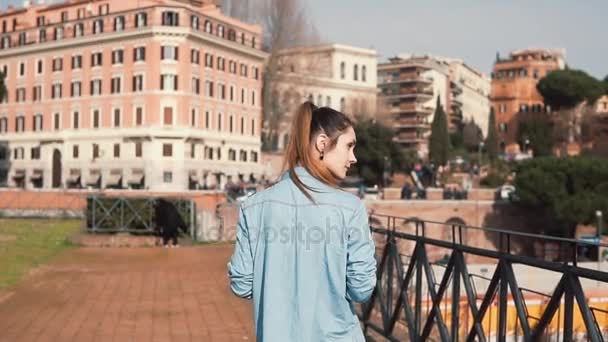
[353,64,358,81]
[204,20,212,33]
[217,25,225,38]
[228,29,236,41]
[340,62,345,79]
[362,65,367,82]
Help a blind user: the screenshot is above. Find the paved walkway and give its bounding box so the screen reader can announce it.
[0,245,254,342]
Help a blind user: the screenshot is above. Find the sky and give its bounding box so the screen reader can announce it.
[2,0,606,79]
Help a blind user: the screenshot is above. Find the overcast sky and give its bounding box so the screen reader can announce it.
[3,0,606,79]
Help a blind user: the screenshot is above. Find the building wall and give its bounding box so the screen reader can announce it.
[450,62,491,137]
[0,0,267,191]
[269,44,378,150]
[490,49,565,153]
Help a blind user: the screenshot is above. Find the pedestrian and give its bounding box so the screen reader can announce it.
[228,102,377,341]
[154,198,185,248]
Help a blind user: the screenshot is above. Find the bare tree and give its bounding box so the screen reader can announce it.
[221,0,320,151]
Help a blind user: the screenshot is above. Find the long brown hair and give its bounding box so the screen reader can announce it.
[282,101,353,203]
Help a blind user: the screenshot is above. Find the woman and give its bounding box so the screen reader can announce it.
[228,102,377,341]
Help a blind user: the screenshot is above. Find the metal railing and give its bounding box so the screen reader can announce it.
[359,214,608,341]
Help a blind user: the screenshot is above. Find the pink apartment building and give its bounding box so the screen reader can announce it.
[0,0,266,191]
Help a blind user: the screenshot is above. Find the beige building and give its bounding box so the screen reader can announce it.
[266,43,378,151]
[0,0,266,191]
[448,61,491,137]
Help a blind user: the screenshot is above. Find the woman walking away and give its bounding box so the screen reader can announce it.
[228,102,377,341]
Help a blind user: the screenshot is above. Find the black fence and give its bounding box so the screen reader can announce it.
[360,214,608,341]
[86,195,196,238]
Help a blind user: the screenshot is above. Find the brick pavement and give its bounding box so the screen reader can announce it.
[0,245,254,342]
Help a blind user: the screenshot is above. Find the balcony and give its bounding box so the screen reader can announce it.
[394,118,430,129]
[391,104,433,114]
[379,75,434,85]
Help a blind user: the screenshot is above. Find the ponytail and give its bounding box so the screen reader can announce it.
[282,101,348,203]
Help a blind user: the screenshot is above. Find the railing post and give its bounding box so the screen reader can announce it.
[564,272,574,341]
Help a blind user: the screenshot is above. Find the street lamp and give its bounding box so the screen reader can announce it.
[597,210,604,239]
[478,141,485,166]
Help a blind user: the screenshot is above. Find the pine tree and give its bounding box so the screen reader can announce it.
[485,108,499,162]
[429,96,450,165]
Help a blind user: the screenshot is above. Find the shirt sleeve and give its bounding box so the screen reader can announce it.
[227,205,253,299]
[345,201,377,303]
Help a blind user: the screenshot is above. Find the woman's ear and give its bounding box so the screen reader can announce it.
[315,133,328,153]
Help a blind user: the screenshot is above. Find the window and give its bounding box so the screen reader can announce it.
[499,122,507,133]
[71,55,82,69]
[228,149,236,161]
[252,37,256,48]
[229,115,233,132]
[113,144,120,158]
[160,74,178,91]
[113,108,121,127]
[217,113,222,131]
[0,118,8,133]
[192,77,200,94]
[163,107,173,125]
[241,88,246,104]
[191,15,199,29]
[33,114,43,131]
[52,57,63,71]
[228,29,236,41]
[190,143,196,158]
[16,88,26,102]
[134,46,145,62]
[205,53,213,67]
[161,45,178,60]
[317,94,322,106]
[0,36,10,49]
[162,144,173,157]
[53,26,63,40]
[533,70,539,79]
[217,25,225,38]
[229,60,236,74]
[135,107,143,126]
[72,111,80,129]
[362,65,367,82]
[53,113,60,130]
[111,77,121,94]
[51,83,62,99]
[340,97,345,111]
[135,12,147,27]
[39,29,46,42]
[112,49,124,64]
[91,79,102,96]
[114,16,125,32]
[162,11,179,26]
[72,145,79,159]
[73,23,83,37]
[92,144,100,158]
[133,74,144,92]
[190,108,197,127]
[92,109,100,128]
[326,96,331,107]
[219,83,226,100]
[240,64,248,77]
[251,119,255,136]
[15,116,25,132]
[253,67,259,80]
[217,57,225,71]
[99,4,109,15]
[251,90,256,106]
[229,85,235,101]
[135,142,143,157]
[240,150,247,162]
[204,20,212,33]
[353,64,358,81]
[93,19,104,34]
[205,111,210,129]
[205,81,214,97]
[19,62,25,76]
[191,49,200,64]
[91,52,103,67]
[77,8,85,19]
[340,62,345,79]
[61,11,68,22]
[163,171,172,183]
[240,117,245,134]
[71,81,81,97]
[251,151,258,162]
[37,59,43,74]
[31,147,41,160]
[33,85,42,102]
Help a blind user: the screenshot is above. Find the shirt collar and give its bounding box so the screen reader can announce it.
[280,166,332,191]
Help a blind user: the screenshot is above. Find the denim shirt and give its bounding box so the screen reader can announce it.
[227,166,377,342]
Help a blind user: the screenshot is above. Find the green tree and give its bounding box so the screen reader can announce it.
[429,97,450,165]
[516,116,554,157]
[352,118,415,186]
[514,157,608,237]
[537,69,604,110]
[462,119,483,151]
[485,108,499,162]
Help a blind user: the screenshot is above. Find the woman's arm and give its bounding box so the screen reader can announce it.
[227,205,254,299]
[345,201,377,303]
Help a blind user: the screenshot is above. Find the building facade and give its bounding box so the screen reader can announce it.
[266,43,378,151]
[0,0,266,191]
[490,48,565,153]
[378,54,489,157]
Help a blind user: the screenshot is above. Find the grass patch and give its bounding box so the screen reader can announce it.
[0,218,82,290]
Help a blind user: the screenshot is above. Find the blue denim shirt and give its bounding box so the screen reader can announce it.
[227,166,377,341]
